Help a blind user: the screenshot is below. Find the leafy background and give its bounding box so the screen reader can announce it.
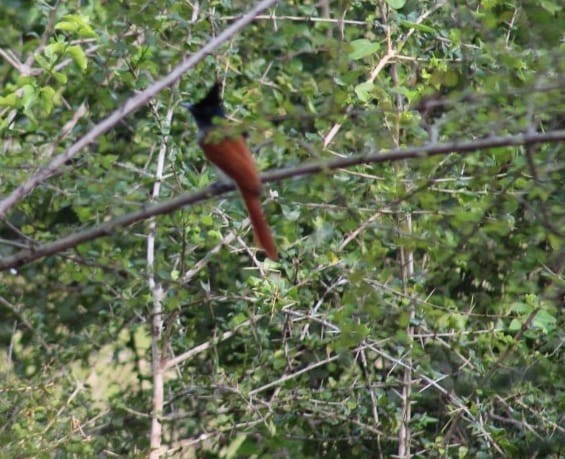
[1,0,563,457]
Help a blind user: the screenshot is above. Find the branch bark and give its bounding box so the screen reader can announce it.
[147,102,173,459]
[0,129,563,271]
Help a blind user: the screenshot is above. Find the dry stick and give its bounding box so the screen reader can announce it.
[384,5,416,452]
[163,315,264,371]
[358,346,383,457]
[220,14,368,26]
[181,231,238,284]
[147,103,173,459]
[0,0,279,219]
[249,353,342,396]
[0,129,563,271]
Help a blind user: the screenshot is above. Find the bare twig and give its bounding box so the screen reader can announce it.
[359,346,383,458]
[164,315,264,371]
[220,14,369,26]
[147,102,174,459]
[249,353,342,396]
[0,48,42,76]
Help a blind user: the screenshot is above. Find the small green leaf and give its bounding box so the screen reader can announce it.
[354,81,374,102]
[540,0,562,14]
[201,214,214,226]
[508,318,522,331]
[400,21,436,33]
[510,302,531,314]
[220,434,247,459]
[21,84,37,111]
[100,154,118,168]
[75,207,92,221]
[55,14,97,38]
[533,310,556,334]
[39,86,57,114]
[52,71,68,84]
[386,0,407,9]
[34,53,50,70]
[67,45,88,71]
[45,42,65,60]
[0,93,19,107]
[349,39,381,60]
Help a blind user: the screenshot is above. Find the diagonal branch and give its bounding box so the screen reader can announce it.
[0,129,563,271]
[164,315,265,371]
[0,0,279,219]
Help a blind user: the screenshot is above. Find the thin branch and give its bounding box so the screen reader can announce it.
[0,129,563,271]
[220,14,370,26]
[298,276,347,340]
[366,343,506,456]
[163,315,264,371]
[0,0,279,219]
[147,102,173,459]
[0,296,50,350]
[283,306,341,333]
[358,346,383,458]
[0,47,42,76]
[249,353,342,396]
[180,231,238,284]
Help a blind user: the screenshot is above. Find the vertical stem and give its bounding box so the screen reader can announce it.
[387,9,414,453]
[398,219,414,459]
[149,283,164,458]
[148,102,174,458]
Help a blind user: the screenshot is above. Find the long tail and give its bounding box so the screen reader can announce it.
[240,190,277,260]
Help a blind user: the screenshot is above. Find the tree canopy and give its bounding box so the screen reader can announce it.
[1,0,563,457]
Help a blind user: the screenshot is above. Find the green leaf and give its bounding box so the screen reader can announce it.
[348,39,381,60]
[45,42,66,60]
[220,433,247,459]
[67,45,88,71]
[52,71,68,84]
[39,86,57,114]
[54,14,97,38]
[532,310,557,334]
[0,93,19,107]
[386,0,407,9]
[21,84,37,111]
[354,81,375,102]
[540,0,562,14]
[400,21,436,33]
[100,154,118,168]
[34,52,50,70]
[201,214,214,226]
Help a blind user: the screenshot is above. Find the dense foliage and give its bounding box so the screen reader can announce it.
[1,0,563,457]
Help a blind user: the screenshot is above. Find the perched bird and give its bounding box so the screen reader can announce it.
[186,82,277,260]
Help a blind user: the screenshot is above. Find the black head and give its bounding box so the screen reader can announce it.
[186,82,226,130]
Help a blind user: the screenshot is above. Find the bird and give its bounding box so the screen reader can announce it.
[186,82,278,260]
